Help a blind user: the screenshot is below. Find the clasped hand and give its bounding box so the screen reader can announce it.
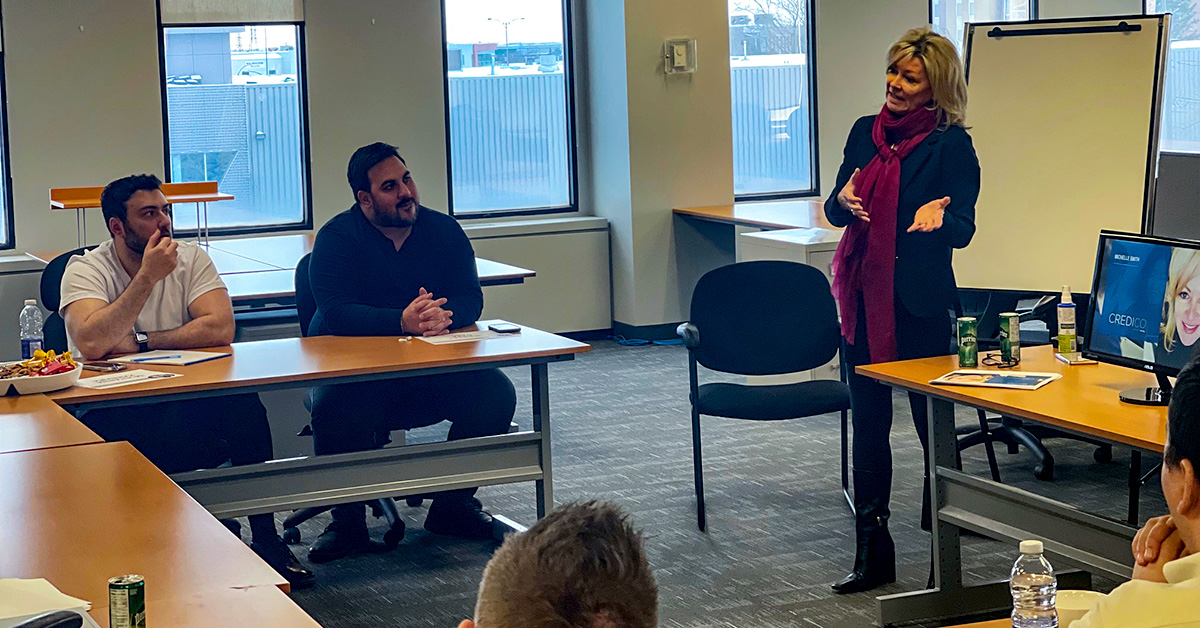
[837,168,950,233]
[1132,515,1192,583]
[402,288,453,336]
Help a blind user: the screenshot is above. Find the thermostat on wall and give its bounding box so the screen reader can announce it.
[664,38,697,74]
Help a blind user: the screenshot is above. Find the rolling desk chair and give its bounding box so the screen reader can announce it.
[39,247,96,352]
[280,253,410,547]
[678,261,852,531]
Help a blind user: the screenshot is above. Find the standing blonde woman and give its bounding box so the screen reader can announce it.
[825,27,981,594]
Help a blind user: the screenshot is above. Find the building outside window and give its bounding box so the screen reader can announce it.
[444,0,575,216]
[728,0,818,198]
[931,0,1032,53]
[1149,0,1200,153]
[162,24,309,232]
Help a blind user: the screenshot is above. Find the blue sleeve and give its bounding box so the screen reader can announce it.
[825,117,872,228]
[440,219,484,329]
[308,222,405,336]
[938,129,980,250]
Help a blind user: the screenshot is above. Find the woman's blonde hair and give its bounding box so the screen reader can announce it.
[887,27,969,128]
[1162,248,1200,353]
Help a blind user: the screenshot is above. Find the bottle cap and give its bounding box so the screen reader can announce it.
[23,299,35,306]
[1061,285,1072,305]
[1020,540,1044,554]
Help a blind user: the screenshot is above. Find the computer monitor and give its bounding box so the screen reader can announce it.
[1083,231,1200,405]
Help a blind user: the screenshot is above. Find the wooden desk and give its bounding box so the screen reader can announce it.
[49,324,588,524]
[207,233,313,270]
[673,200,836,231]
[0,394,101,455]
[50,182,233,247]
[91,585,321,628]
[859,345,1157,626]
[0,441,288,607]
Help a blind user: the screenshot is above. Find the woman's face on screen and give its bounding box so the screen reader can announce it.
[885,56,934,115]
[1174,274,1200,346]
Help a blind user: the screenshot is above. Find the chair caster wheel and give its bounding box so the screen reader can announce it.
[406,497,423,507]
[282,527,301,545]
[1094,447,1113,463]
[383,521,406,548]
[1034,464,1054,481]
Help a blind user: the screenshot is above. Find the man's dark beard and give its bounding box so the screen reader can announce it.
[123,229,149,255]
[373,198,418,228]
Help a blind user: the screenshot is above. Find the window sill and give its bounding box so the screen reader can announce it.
[0,253,50,275]
[463,216,608,240]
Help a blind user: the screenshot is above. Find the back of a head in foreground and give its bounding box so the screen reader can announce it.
[471,501,658,628]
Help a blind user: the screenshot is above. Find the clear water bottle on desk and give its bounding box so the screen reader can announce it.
[1011,540,1058,628]
[19,299,44,359]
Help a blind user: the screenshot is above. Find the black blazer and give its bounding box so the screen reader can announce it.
[824,115,981,319]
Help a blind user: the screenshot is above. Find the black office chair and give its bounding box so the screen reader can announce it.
[678,261,852,531]
[956,291,1112,481]
[11,611,83,628]
[279,253,410,547]
[39,246,96,352]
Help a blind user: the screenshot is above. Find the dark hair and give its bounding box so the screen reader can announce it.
[475,501,658,628]
[100,174,162,235]
[346,142,406,202]
[1167,357,1200,470]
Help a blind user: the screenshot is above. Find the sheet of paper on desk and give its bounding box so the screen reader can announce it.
[930,370,1061,391]
[0,578,101,628]
[109,349,230,366]
[415,330,504,345]
[75,369,183,389]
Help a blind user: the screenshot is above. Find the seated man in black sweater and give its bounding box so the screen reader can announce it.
[306,142,517,562]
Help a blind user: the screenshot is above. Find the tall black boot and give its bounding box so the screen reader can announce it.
[832,470,897,594]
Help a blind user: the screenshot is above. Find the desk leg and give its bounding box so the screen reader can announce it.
[1128,451,1142,526]
[76,209,85,248]
[202,201,210,245]
[928,396,963,590]
[532,363,553,519]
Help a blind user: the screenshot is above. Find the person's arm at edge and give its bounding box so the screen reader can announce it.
[825,117,871,228]
[142,288,234,350]
[440,219,484,330]
[309,224,405,336]
[935,128,979,250]
[61,264,158,361]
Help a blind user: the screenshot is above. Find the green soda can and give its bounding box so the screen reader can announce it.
[999,312,1021,365]
[108,575,146,628]
[957,317,978,368]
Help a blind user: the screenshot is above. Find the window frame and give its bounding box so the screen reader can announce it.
[156,20,314,237]
[439,0,580,219]
[730,0,822,203]
[0,46,15,251]
[929,0,1039,50]
[1145,0,1200,156]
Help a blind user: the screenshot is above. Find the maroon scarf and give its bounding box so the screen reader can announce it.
[831,105,938,363]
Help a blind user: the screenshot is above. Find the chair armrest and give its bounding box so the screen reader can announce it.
[677,322,700,349]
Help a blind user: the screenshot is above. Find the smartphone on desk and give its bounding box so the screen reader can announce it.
[83,361,126,372]
[489,323,521,334]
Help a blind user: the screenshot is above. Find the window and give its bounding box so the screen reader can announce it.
[729,0,818,198]
[1149,1,1200,153]
[931,0,1033,53]
[0,56,11,250]
[443,0,575,215]
[161,24,309,232]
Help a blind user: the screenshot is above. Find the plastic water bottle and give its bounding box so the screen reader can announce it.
[1011,540,1058,628]
[19,299,44,359]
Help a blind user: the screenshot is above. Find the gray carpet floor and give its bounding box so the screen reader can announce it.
[271,340,1162,628]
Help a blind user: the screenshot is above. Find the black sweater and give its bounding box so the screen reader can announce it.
[308,205,483,336]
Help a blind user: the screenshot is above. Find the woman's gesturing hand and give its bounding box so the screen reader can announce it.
[908,196,950,232]
[838,168,869,222]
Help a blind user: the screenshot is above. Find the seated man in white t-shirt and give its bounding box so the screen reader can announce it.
[58,174,313,589]
[1070,357,1200,627]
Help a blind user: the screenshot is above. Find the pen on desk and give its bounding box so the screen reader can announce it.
[130,354,181,363]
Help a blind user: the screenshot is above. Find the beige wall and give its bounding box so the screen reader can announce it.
[584,0,735,328]
[3,0,165,253]
[814,0,928,199]
[304,0,450,223]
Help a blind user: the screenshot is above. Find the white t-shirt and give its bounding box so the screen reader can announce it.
[1070,552,1200,628]
[58,240,227,351]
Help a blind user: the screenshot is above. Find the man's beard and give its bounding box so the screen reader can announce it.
[124,230,150,255]
[373,197,418,228]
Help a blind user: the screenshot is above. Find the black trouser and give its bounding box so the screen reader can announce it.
[842,299,952,520]
[79,394,280,541]
[309,369,517,504]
